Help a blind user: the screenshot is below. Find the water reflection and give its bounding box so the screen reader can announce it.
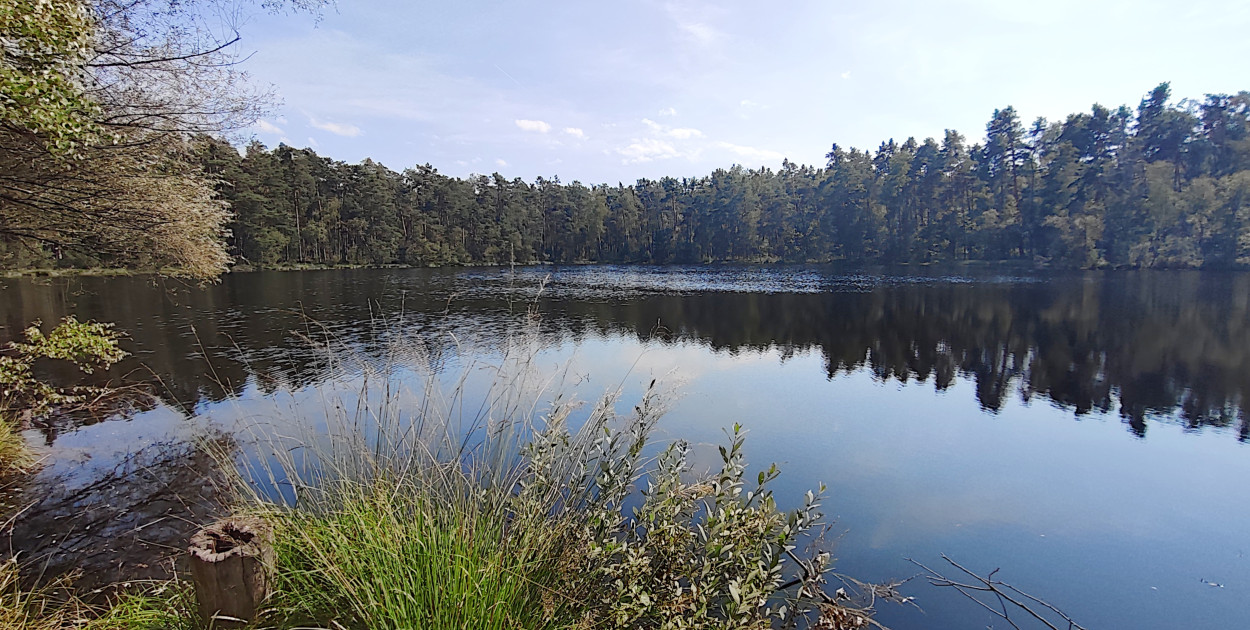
[1,429,225,597]
[6,267,1245,442]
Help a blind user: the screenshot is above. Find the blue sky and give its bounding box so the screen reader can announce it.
[237,0,1250,184]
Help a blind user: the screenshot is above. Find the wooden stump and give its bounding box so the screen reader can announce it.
[188,517,274,628]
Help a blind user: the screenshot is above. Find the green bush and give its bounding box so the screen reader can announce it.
[0,316,127,420]
[579,425,830,630]
[0,316,127,474]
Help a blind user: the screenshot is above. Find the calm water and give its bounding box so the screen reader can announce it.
[2,265,1249,628]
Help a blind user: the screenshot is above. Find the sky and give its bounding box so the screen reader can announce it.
[234,0,1250,185]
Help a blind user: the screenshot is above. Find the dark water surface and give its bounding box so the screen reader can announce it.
[2,265,1248,628]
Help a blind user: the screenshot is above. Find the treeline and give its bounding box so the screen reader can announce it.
[193,83,1248,269]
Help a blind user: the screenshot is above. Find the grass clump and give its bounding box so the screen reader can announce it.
[0,422,31,477]
[263,477,581,629]
[0,558,198,630]
[0,558,81,630]
[215,322,885,630]
[81,582,199,630]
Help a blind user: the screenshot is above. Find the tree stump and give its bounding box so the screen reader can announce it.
[188,517,274,628]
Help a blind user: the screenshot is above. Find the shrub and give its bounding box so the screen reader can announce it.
[577,425,832,630]
[0,316,127,420]
[0,316,127,475]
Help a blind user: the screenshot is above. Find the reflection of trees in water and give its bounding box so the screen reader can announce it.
[547,273,1250,441]
[0,437,226,597]
[3,270,1250,441]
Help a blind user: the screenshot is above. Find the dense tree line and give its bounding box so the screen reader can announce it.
[185,83,1250,270]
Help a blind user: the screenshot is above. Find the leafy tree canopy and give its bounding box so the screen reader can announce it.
[0,0,328,279]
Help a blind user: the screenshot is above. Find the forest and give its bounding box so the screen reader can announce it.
[3,82,1249,271]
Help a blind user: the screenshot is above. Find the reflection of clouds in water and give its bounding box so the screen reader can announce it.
[566,336,785,385]
[751,370,1250,547]
[39,405,202,483]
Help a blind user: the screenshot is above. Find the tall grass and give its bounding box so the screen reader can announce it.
[221,317,663,629]
[0,422,31,477]
[0,558,79,630]
[262,477,583,629]
[209,312,883,629]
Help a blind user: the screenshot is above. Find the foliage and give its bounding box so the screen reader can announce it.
[580,426,835,630]
[0,134,234,279]
[0,0,99,156]
[207,326,875,629]
[183,84,1250,272]
[0,316,127,421]
[0,0,327,279]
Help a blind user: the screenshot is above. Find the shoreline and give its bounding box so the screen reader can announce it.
[4,257,1244,279]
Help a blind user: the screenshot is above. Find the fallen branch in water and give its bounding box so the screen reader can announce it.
[777,541,917,629]
[907,555,1087,630]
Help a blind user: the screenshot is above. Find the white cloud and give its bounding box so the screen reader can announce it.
[253,119,284,135]
[563,127,586,139]
[658,107,678,117]
[641,117,702,140]
[496,158,509,167]
[307,136,319,148]
[715,141,784,162]
[841,70,852,80]
[515,119,552,133]
[308,116,362,137]
[616,138,681,164]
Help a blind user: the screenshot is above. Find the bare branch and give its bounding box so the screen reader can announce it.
[907,555,1088,630]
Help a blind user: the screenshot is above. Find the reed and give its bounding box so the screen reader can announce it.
[222,319,653,629]
[0,558,79,630]
[211,316,875,629]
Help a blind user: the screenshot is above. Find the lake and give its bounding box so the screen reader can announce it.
[2,265,1248,629]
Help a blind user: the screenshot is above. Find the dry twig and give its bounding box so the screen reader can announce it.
[907,555,1087,630]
